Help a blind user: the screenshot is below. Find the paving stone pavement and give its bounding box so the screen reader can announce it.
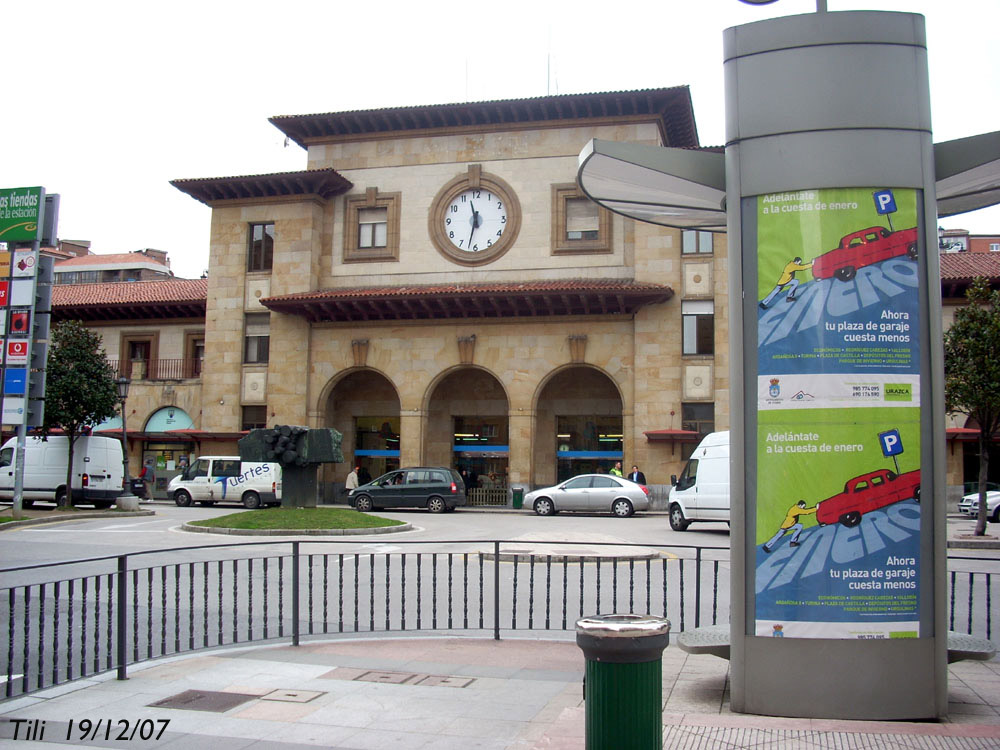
[1,636,997,749]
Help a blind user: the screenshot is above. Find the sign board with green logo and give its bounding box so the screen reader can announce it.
[0,187,45,243]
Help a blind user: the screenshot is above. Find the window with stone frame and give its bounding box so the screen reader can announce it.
[681,230,713,255]
[551,184,611,254]
[242,405,268,430]
[243,313,270,365]
[343,188,401,262]
[681,300,714,355]
[247,222,275,272]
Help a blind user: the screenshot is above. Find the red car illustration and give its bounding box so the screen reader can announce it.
[811,226,918,282]
[816,468,921,527]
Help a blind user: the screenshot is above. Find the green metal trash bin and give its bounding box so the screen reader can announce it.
[576,614,670,750]
[511,488,524,509]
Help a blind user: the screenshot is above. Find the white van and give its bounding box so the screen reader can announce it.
[0,435,124,508]
[167,456,281,509]
[668,431,730,531]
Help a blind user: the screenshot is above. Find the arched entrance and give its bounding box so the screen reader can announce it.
[323,369,401,502]
[426,368,509,505]
[534,366,623,487]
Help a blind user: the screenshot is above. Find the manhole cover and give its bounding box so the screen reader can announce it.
[148,690,257,712]
[355,670,420,685]
[415,675,474,688]
[261,689,324,703]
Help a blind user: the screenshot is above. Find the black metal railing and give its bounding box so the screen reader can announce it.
[108,358,203,381]
[1,542,996,701]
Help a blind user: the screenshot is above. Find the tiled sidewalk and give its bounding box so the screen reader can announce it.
[1,637,997,749]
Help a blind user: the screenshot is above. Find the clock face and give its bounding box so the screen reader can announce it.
[444,188,508,253]
[429,168,521,265]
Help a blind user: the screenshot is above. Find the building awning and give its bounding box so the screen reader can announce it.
[171,169,353,206]
[578,140,726,232]
[578,130,1000,229]
[262,279,674,323]
[644,429,702,442]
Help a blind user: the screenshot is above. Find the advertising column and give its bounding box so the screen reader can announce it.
[753,187,923,639]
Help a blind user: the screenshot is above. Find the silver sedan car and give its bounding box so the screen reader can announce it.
[524,474,650,517]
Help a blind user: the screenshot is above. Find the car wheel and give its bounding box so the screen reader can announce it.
[427,496,446,513]
[55,488,67,507]
[354,494,373,512]
[913,486,920,503]
[669,503,690,531]
[839,511,862,527]
[243,491,262,510]
[990,506,1000,524]
[907,243,917,259]
[534,498,554,516]
[612,499,634,518]
[834,266,856,282]
[174,490,193,507]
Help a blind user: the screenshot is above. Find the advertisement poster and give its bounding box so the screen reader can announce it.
[754,187,923,639]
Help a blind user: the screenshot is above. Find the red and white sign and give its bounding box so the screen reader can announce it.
[5,339,29,366]
[0,281,8,307]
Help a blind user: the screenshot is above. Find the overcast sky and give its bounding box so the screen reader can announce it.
[3,0,997,279]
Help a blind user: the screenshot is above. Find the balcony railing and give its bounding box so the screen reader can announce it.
[108,358,203,381]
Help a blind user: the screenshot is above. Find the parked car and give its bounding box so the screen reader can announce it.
[958,490,1000,523]
[167,456,281,508]
[811,226,917,282]
[0,435,124,508]
[815,468,921,527]
[524,474,649,518]
[962,481,1000,497]
[349,467,466,513]
[668,430,729,531]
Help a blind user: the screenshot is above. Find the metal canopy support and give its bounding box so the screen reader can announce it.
[577,133,1000,228]
[577,140,727,231]
[934,130,1000,218]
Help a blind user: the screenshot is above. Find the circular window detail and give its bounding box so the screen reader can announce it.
[428,166,521,266]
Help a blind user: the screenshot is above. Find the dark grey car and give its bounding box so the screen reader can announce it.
[349,467,467,513]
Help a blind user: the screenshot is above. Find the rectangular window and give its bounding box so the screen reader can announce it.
[344,190,401,263]
[991,243,1000,252]
[241,405,268,431]
[565,198,600,240]
[358,208,388,248]
[247,222,274,272]
[243,313,270,364]
[682,402,714,436]
[682,230,714,254]
[551,184,611,254]
[682,300,714,355]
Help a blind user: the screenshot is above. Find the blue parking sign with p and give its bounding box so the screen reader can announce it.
[873,189,897,215]
[879,428,903,457]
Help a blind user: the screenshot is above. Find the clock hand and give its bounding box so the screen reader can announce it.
[468,202,478,248]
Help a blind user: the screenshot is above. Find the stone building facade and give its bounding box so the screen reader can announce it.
[173,88,731,502]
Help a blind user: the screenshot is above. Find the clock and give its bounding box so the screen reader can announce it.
[429,165,521,265]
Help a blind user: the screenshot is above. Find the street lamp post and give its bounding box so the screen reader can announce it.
[116,376,140,510]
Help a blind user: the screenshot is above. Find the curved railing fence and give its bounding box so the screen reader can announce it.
[1,541,996,701]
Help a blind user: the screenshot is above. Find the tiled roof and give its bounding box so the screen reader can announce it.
[52,279,207,322]
[55,253,170,270]
[269,87,699,150]
[171,168,353,206]
[939,252,1000,280]
[262,279,673,323]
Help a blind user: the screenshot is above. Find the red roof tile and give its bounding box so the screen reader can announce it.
[939,252,1000,281]
[53,279,207,322]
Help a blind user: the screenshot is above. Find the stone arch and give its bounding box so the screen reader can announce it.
[424,366,510,503]
[532,364,625,488]
[319,367,401,502]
